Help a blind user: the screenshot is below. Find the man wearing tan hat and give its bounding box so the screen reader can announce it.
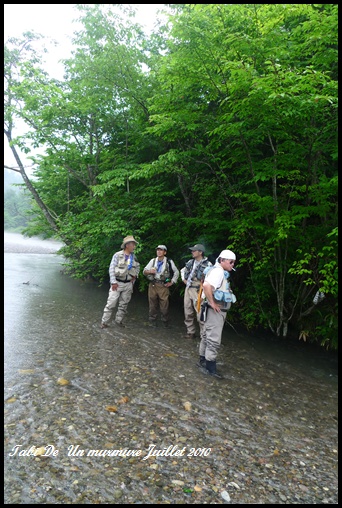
[143,245,179,328]
[100,235,140,328]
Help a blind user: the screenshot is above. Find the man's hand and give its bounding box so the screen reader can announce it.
[203,281,220,312]
[111,283,118,291]
[212,302,221,313]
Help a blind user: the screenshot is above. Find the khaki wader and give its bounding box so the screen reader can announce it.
[101,282,134,325]
[199,306,227,362]
[148,282,170,322]
[184,285,206,338]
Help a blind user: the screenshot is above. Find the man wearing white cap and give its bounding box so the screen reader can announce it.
[100,235,140,328]
[143,245,179,327]
[198,249,237,378]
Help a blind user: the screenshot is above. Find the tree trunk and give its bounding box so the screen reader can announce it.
[4,131,59,233]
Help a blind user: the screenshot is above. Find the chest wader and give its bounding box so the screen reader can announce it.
[198,268,230,379]
[184,258,212,338]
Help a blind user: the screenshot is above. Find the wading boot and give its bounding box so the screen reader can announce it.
[206,360,223,379]
[196,355,206,368]
[184,333,196,339]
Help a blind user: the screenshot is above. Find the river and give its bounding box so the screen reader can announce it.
[4,232,338,504]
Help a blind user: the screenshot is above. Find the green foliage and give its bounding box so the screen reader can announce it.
[4,4,338,349]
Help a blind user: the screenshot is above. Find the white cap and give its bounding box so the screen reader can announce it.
[219,249,236,260]
[156,244,167,251]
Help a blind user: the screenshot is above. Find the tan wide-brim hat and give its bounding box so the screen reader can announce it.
[121,235,138,248]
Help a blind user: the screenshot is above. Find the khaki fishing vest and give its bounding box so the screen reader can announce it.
[114,251,140,280]
[146,257,172,282]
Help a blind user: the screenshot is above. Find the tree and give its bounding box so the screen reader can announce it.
[4,33,60,234]
[4,4,337,348]
[137,4,338,345]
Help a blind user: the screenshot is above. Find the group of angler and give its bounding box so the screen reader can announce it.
[100,236,237,379]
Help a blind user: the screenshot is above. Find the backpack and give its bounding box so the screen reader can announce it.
[168,259,174,279]
[202,264,214,280]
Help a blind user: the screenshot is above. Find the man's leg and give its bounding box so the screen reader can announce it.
[198,325,207,367]
[148,283,159,323]
[202,308,226,378]
[204,308,225,361]
[101,287,121,325]
[115,283,133,324]
[158,285,170,324]
[191,289,207,341]
[184,286,197,336]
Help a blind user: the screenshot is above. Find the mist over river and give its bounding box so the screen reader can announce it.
[4,232,338,504]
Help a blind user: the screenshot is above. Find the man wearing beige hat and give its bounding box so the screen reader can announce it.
[100,235,140,328]
[143,245,179,328]
[181,244,212,339]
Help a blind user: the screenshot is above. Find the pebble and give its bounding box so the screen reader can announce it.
[221,490,231,502]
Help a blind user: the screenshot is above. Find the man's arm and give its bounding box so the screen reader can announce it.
[170,260,179,285]
[203,281,221,312]
[109,252,120,290]
[143,259,155,276]
[109,252,119,284]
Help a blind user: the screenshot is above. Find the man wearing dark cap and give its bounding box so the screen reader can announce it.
[143,245,179,328]
[100,235,140,328]
[181,244,212,339]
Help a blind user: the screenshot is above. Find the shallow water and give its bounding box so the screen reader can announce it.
[4,233,338,504]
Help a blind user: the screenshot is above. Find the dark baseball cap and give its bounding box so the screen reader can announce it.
[189,244,205,252]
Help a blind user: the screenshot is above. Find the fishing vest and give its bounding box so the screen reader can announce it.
[145,257,173,282]
[204,266,235,310]
[184,257,212,286]
[114,251,140,280]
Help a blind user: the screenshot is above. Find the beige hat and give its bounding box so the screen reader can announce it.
[121,235,138,248]
[156,244,167,251]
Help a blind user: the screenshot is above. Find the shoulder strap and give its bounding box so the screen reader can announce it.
[168,259,173,272]
[202,265,214,280]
